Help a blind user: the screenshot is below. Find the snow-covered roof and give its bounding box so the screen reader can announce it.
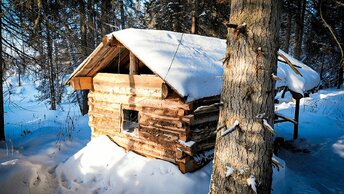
[67,28,320,102]
[277,50,320,94]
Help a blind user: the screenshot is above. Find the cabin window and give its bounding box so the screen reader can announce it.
[122,109,139,133]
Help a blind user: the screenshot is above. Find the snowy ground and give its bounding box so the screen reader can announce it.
[0,77,343,194]
[275,89,344,194]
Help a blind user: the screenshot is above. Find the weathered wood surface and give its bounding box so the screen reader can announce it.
[129,52,139,75]
[93,73,164,89]
[70,77,93,90]
[88,91,191,110]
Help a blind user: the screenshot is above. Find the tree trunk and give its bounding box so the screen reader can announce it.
[210,0,279,193]
[282,0,292,52]
[45,14,56,110]
[191,0,198,34]
[87,0,96,49]
[337,61,344,89]
[78,0,88,56]
[78,0,90,115]
[119,0,125,29]
[294,0,306,59]
[0,0,5,141]
[101,0,111,34]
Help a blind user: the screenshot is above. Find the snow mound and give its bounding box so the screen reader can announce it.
[276,50,320,94]
[56,136,212,194]
[56,135,285,194]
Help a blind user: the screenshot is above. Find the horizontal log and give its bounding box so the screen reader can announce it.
[93,73,164,89]
[108,132,176,163]
[138,128,178,146]
[70,77,93,90]
[191,114,219,126]
[140,106,184,117]
[93,83,163,98]
[89,108,120,117]
[89,112,121,121]
[139,124,188,141]
[91,124,121,134]
[88,91,191,110]
[139,114,183,128]
[89,120,121,130]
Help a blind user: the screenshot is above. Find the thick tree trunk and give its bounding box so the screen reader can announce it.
[210,1,279,193]
[0,0,5,141]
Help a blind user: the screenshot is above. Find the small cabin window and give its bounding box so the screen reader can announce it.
[122,109,139,133]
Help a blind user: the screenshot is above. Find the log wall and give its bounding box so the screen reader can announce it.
[88,72,220,173]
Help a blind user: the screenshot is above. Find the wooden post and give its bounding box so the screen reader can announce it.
[129,52,139,75]
[293,97,300,140]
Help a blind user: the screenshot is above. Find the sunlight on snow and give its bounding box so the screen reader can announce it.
[333,136,344,158]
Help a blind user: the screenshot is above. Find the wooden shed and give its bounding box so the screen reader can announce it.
[66,29,320,173]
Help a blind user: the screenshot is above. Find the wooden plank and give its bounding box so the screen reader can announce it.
[129,52,139,75]
[70,77,93,90]
[87,47,122,76]
[76,46,114,77]
[93,73,164,89]
[278,51,303,77]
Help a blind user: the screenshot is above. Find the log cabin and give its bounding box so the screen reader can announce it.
[65,28,320,173]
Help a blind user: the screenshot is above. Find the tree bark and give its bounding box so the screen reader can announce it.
[210,0,279,193]
[0,0,5,141]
